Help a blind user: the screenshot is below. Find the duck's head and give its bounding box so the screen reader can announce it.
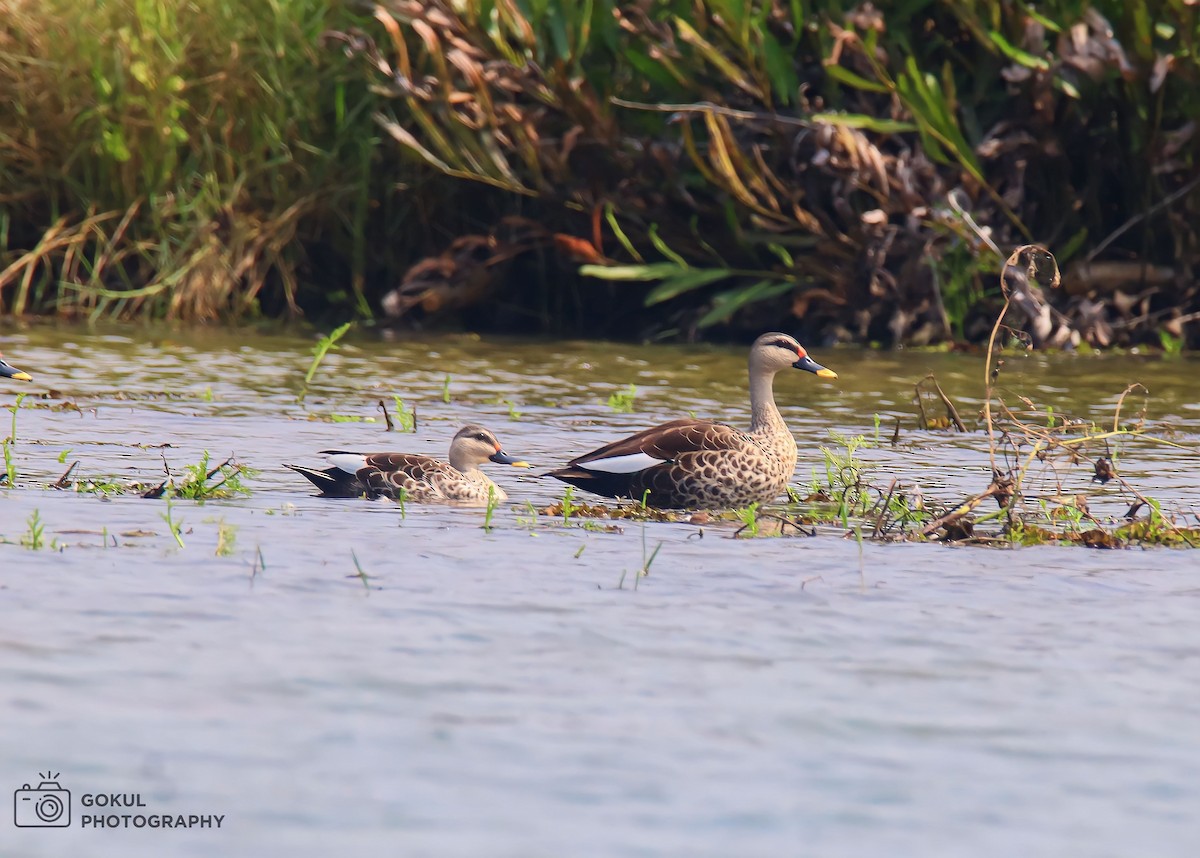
[450,424,531,470]
[0,355,31,382]
[750,332,837,379]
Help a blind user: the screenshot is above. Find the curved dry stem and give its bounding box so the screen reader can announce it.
[985,244,1061,471]
[990,384,1196,545]
[1112,383,1149,434]
[982,297,1010,472]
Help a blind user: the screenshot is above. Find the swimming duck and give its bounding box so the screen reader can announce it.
[0,354,31,382]
[286,424,529,504]
[548,332,836,509]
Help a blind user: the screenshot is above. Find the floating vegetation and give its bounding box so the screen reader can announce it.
[617,526,663,590]
[538,499,682,524]
[171,452,256,501]
[557,486,575,524]
[8,392,25,440]
[249,546,266,582]
[1,438,14,488]
[160,499,185,549]
[913,375,967,432]
[514,501,539,531]
[390,396,417,433]
[303,323,352,386]
[53,451,258,500]
[22,509,45,550]
[481,485,498,533]
[308,412,376,424]
[350,550,375,592]
[69,476,133,498]
[732,503,760,538]
[2,393,24,487]
[606,384,637,414]
[214,518,238,557]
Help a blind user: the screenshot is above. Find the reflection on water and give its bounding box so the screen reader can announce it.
[2,325,1199,857]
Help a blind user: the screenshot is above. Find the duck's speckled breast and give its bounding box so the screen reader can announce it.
[752,428,799,496]
[432,470,507,504]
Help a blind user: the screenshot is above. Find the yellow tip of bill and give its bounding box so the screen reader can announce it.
[816,368,838,379]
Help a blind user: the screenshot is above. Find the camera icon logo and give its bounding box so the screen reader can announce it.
[14,772,71,827]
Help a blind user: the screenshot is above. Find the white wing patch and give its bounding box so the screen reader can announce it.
[327,452,369,475]
[580,452,669,474]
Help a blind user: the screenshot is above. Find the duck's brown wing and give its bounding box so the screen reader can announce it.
[549,419,752,507]
[356,452,458,500]
[566,419,746,466]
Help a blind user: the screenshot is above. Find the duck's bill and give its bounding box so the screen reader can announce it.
[0,360,32,382]
[489,450,531,467]
[793,355,837,379]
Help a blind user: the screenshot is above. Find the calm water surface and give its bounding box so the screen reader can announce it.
[1,326,1198,857]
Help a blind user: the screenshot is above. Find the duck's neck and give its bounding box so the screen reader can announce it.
[449,450,478,475]
[454,462,484,479]
[748,367,787,435]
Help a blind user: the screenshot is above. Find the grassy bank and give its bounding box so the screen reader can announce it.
[2,1,1199,346]
[0,0,397,320]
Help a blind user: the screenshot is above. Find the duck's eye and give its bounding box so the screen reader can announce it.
[475,433,489,442]
[770,339,796,351]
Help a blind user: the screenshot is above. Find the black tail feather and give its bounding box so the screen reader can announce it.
[284,464,366,498]
[547,467,640,501]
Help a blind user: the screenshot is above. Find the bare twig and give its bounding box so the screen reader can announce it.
[52,461,78,489]
[1086,174,1200,263]
[872,478,898,539]
[205,456,234,482]
[947,189,1002,257]
[919,373,966,432]
[611,97,812,128]
[1112,383,1149,434]
[983,298,1010,471]
[913,381,931,430]
[920,481,1006,537]
[379,399,395,431]
[985,245,1060,470]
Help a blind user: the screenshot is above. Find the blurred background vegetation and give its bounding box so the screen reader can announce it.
[1,0,1198,347]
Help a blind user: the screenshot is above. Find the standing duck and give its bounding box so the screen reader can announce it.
[0,354,31,382]
[287,424,529,504]
[548,332,836,509]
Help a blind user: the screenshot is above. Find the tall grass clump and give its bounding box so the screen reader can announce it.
[0,0,393,320]
[341,0,1200,347]
[3,1,1200,346]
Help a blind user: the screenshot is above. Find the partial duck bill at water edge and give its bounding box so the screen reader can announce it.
[0,355,32,381]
